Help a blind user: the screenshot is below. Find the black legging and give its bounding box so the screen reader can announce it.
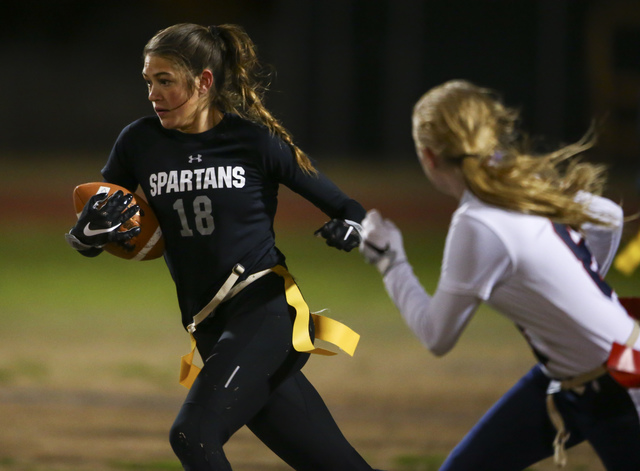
[169,273,373,470]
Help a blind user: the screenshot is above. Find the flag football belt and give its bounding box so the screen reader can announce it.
[545,321,640,468]
[179,264,360,388]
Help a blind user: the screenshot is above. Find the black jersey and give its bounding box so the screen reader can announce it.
[102,113,365,326]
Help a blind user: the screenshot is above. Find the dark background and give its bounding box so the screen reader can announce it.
[1,0,640,171]
[1,5,639,468]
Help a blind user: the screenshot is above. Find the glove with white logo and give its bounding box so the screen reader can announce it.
[314,219,363,252]
[360,209,407,275]
[67,190,141,251]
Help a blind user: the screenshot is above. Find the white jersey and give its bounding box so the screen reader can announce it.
[384,190,634,378]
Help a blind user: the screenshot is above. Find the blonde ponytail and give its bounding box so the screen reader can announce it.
[412,80,609,227]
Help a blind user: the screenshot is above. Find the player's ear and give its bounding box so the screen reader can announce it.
[420,147,438,170]
[198,69,214,95]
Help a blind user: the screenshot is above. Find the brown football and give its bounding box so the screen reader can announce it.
[72,182,165,261]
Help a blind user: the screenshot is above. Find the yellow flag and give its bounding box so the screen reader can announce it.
[614,230,640,275]
[179,265,361,389]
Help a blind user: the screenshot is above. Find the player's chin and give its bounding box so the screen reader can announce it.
[156,112,177,128]
[157,117,175,129]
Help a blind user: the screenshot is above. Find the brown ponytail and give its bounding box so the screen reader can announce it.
[144,23,317,175]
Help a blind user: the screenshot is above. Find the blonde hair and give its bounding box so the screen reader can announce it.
[144,23,316,175]
[412,79,609,227]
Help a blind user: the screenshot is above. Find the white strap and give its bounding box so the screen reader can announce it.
[187,266,275,334]
[187,264,245,333]
[546,393,570,468]
[626,322,640,348]
[558,365,607,390]
[226,268,273,300]
[545,363,609,468]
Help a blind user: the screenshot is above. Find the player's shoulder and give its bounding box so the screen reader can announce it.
[576,191,624,228]
[224,114,293,162]
[117,116,164,142]
[454,191,509,222]
[222,113,270,139]
[453,191,542,241]
[457,191,543,222]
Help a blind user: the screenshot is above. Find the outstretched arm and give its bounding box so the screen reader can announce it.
[360,209,495,355]
[280,165,366,252]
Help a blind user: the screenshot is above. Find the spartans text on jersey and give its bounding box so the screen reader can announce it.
[149,166,246,196]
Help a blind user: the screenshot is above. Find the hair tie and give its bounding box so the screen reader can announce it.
[490,150,504,164]
[482,150,505,168]
[208,25,221,38]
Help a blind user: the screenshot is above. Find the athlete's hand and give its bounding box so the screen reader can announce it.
[68,190,141,249]
[314,219,363,252]
[360,209,407,275]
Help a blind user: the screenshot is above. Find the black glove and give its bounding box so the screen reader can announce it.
[314,219,363,252]
[67,190,141,250]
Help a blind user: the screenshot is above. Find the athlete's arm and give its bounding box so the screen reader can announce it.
[101,123,140,193]
[286,168,365,222]
[69,124,142,258]
[289,167,365,251]
[362,209,510,355]
[383,261,480,355]
[264,139,365,222]
[266,140,366,250]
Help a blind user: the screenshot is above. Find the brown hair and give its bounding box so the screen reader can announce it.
[412,79,610,227]
[144,23,316,175]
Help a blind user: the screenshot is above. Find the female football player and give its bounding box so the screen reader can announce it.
[66,23,377,471]
[360,79,640,470]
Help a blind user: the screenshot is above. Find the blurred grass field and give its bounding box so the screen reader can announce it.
[0,156,639,470]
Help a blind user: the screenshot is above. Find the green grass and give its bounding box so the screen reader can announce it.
[394,453,446,471]
[1,220,637,391]
[109,460,183,470]
[0,220,446,331]
[1,157,638,470]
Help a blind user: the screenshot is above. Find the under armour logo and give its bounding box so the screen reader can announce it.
[188,154,202,163]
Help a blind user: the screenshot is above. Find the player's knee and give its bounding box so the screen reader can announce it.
[169,410,227,465]
[169,418,199,459]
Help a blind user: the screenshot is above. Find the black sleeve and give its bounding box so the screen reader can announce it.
[264,138,366,223]
[101,124,139,192]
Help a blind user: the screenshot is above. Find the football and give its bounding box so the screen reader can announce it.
[72,182,165,261]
